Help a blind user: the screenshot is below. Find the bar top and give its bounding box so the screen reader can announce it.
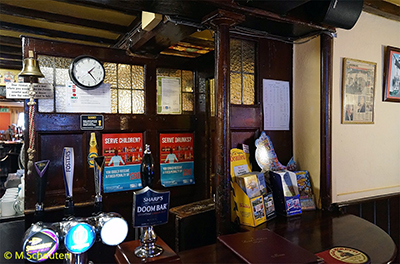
[178,210,397,263]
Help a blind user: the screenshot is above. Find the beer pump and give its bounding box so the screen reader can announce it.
[22,148,128,264]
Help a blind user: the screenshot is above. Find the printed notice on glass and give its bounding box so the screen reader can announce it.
[263,79,290,131]
[157,77,181,114]
[65,81,111,113]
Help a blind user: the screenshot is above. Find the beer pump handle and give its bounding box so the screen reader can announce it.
[93,156,105,213]
[63,147,75,217]
[140,144,155,188]
[34,160,50,221]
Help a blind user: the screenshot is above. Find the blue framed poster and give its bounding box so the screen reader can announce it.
[102,133,143,193]
[160,133,195,187]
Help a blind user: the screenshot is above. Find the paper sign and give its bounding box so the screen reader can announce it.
[102,133,143,193]
[160,133,195,187]
[263,79,290,130]
[6,83,53,99]
[65,81,111,113]
[157,77,181,114]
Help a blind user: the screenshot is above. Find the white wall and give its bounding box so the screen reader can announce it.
[294,12,400,204]
[332,12,400,202]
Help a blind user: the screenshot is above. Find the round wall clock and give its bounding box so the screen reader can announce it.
[69,55,105,89]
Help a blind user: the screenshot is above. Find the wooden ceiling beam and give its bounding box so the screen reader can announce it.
[0,45,22,55]
[0,36,22,47]
[0,53,22,61]
[0,21,116,45]
[0,61,22,70]
[0,3,128,34]
[363,0,400,22]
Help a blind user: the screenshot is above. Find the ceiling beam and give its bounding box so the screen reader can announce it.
[0,53,22,61]
[0,3,128,34]
[363,0,400,22]
[0,45,22,55]
[0,36,22,47]
[0,61,22,70]
[1,21,116,45]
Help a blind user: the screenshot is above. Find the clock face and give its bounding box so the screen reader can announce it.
[69,56,105,89]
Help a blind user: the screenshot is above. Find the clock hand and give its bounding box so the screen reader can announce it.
[88,71,97,81]
[88,67,95,74]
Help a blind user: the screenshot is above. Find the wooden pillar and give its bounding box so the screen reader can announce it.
[203,10,244,235]
[320,33,333,210]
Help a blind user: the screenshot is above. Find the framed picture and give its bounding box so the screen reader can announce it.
[341,58,376,124]
[383,46,400,102]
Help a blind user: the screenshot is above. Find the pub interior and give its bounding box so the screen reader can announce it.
[0,1,399,263]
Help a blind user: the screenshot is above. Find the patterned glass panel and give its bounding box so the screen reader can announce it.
[54,57,71,69]
[38,99,54,113]
[243,74,255,105]
[132,90,145,114]
[118,64,131,89]
[157,68,181,77]
[209,78,215,116]
[111,88,118,113]
[242,40,255,73]
[38,55,54,68]
[230,72,241,105]
[118,89,131,114]
[104,62,117,89]
[39,67,54,85]
[182,93,194,112]
[55,68,70,86]
[55,85,67,112]
[230,39,241,72]
[182,70,193,92]
[132,65,144,90]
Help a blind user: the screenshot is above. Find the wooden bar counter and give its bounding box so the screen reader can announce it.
[176,210,397,263]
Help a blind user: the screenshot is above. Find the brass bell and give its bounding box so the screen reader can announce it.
[18,50,44,78]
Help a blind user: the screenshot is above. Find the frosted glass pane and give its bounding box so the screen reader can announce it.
[111,89,118,113]
[55,85,67,112]
[243,74,255,105]
[118,89,131,113]
[132,65,144,90]
[55,68,70,86]
[243,40,255,73]
[199,76,206,94]
[118,64,131,89]
[157,68,181,77]
[39,67,54,84]
[132,90,144,114]
[38,99,54,113]
[104,62,117,89]
[183,93,194,112]
[182,70,193,92]
[230,72,241,105]
[230,39,241,72]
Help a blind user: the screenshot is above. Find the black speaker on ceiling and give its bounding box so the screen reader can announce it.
[309,0,364,30]
[237,0,364,30]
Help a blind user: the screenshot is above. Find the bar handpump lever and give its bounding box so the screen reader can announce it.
[34,160,50,222]
[93,156,105,214]
[63,147,75,217]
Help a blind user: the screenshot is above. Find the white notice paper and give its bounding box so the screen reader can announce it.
[158,77,181,114]
[65,81,111,113]
[263,79,290,130]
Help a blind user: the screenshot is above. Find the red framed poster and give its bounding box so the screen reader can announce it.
[160,133,195,187]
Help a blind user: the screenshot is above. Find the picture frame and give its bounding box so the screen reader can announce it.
[383,46,400,102]
[341,58,376,124]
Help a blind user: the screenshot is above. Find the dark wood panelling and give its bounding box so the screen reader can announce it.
[230,106,261,129]
[23,37,211,233]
